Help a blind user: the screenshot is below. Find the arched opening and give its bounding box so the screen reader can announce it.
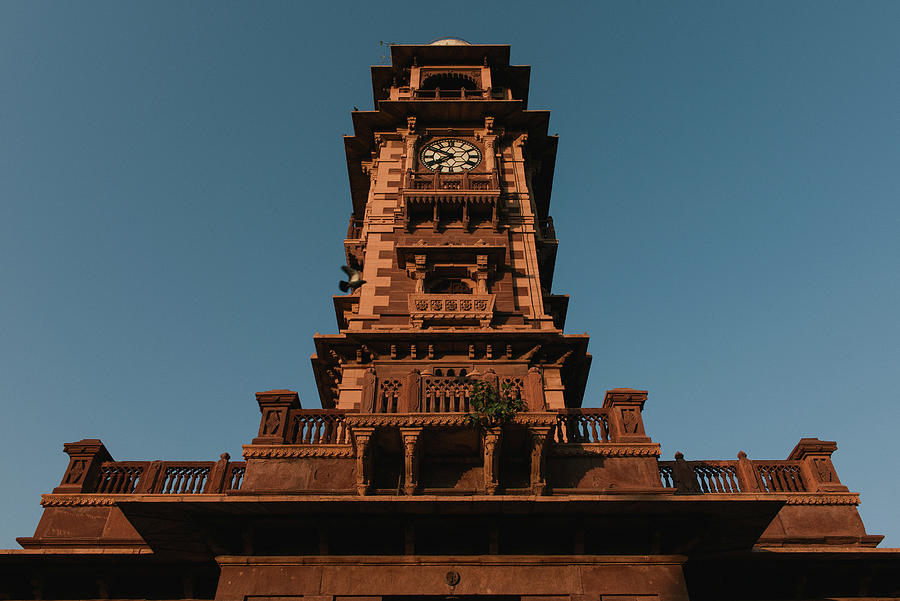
[420,73,478,91]
[427,278,473,295]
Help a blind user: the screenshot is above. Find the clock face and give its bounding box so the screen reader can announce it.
[420,138,482,173]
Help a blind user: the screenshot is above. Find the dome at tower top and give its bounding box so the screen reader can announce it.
[429,37,471,46]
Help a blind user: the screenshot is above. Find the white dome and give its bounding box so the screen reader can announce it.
[429,37,471,46]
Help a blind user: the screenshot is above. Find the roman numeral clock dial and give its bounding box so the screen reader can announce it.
[420,138,482,173]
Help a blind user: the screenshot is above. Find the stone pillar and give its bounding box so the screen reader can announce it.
[403,369,421,412]
[524,366,546,411]
[359,367,378,414]
[400,428,422,495]
[602,388,651,442]
[482,427,502,495]
[53,439,113,494]
[529,426,552,495]
[252,389,301,445]
[788,438,849,492]
[353,427,376,496]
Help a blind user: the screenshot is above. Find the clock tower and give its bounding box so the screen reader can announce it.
[314,39,590,426]
[6,39,895,601]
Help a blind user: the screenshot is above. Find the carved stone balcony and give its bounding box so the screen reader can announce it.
[408,293,495,328]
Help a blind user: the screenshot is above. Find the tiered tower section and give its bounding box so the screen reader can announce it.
[313,41,590,419]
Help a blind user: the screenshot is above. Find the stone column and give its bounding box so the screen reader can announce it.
[400,428,423,495]
[482,427,502,495]
[529,426,552,495]
[788,438,849,492]
[403,369,421,413]
[53,439,113,494]
[353,427,376,496]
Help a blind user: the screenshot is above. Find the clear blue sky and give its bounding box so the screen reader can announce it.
[1,1,898,548]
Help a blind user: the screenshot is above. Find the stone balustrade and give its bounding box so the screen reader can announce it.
[658,445,845,495]
[51,441,245,496]
[408,293,495,327]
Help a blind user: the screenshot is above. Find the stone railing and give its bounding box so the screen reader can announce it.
[85,457,244,494]
[553,408,611,443]
[405,170,498,192]
[658,455,810,494]
[421,375,473,413]
[346,216,363,240]
[412,88,487,100]
[286,409,350,444]
[409,293,495,327]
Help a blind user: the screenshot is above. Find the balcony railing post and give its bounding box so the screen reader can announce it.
[601,389,651,442]
[672,452,701,494]
[735,451,762,492]
[252,389,301,445]
[788,438,849,492]
[203,453,232,493]
[53,439,113,494]
[134,460,163,493]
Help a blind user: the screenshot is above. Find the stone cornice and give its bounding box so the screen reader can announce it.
[242,445,354,459]
[782,493,860,506]
[41,494,119,507]
[550,443,661,457]
[342,413,559,428]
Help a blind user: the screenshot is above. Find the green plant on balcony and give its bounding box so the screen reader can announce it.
[465,380,525,428]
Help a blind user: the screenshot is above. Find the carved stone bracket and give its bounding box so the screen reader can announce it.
[482,427,502,495]
[400,428,423,495]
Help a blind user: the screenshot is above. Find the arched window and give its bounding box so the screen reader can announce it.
[420,73,478,91]
[427,278,473,295]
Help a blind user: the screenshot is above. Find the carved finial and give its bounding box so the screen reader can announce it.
[674,451,685,460]
[220,452,230,461]
[737,451,747,460]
